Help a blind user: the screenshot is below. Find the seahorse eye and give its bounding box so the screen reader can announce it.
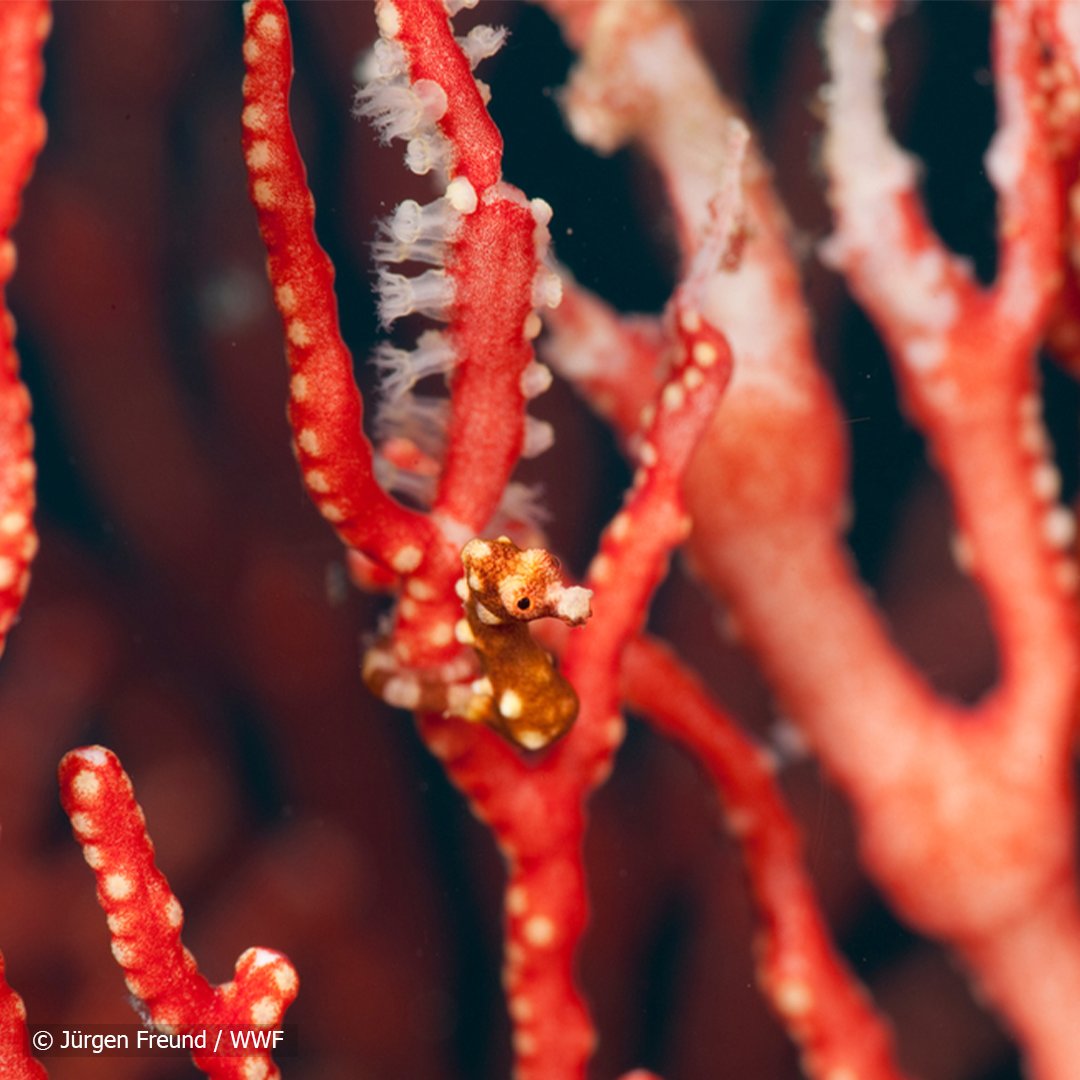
[517,596,531,611]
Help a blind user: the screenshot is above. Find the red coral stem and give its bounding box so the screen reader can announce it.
[391,0,503,191]
[624,637,908,1080]
[0,953,44,1079]
[0,0,47,657]
[241,0,437,576]
[59,746,298,1080]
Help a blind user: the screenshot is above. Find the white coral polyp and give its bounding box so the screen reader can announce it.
[373,330,458,401]
[376,268,455,327]
[372,197,462,265]
[356,77,448,145]
[457,24,508,69]
[376,391,450,458]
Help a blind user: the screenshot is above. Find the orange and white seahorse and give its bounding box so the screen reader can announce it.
[450,537,591,750]
[363,536,592,751]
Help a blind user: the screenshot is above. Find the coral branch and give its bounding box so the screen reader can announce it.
[1041,0,1080,376]
[415,300,731,1078]
[241,0,437,575]
[0,954,44,1080]
[59,746,298,1080]
[822,0,1057,379]
[231,0,1080,1074]
[0,0,47,657]
[365,0,560,539]
[386,0,503,191]
[623,637,908,1080]
[0,4,48,1074]
[539,274,663,438]
[549,1,1080,1075]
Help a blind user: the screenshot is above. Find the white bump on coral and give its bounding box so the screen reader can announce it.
[275,283,297,314]
[245,140,271,170]
[166,896,183,928]
[520,362,553,399]
[286,320,311,347]
[103,873,134,902]
[682,365,704,390]
[71,769,101,801]
[250,995,281,1026]
[531,267,563,310]
[529,198,554,227]
[522,914,556,947]
[1032,462,1062,503]
[304,470,330,494]
[773,978,814,1019]
[509,994,534,1024]
[110,939,136,966]
[256,11,282,41]
[375,0,401,39]
[274,964,298,995]
[522,417,555,459]
[692,340,718,367]
[662,380,686,412]
[445,176,479,214]
[242,1056,270,1080]
[1044,507,1076,551]
[390,545,423,573]
[408,578,437,601]
[605,715,626,746]
[241,104,267,132]
[296,428,322,456]
[252,180,276,208]
[106,911,131,935]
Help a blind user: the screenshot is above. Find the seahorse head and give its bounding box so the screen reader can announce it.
[460,537,591,626]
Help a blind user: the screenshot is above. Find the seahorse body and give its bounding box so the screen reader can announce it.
[453,537,591,749]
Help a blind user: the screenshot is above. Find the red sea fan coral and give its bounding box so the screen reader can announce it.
[0,2,1078,1079]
